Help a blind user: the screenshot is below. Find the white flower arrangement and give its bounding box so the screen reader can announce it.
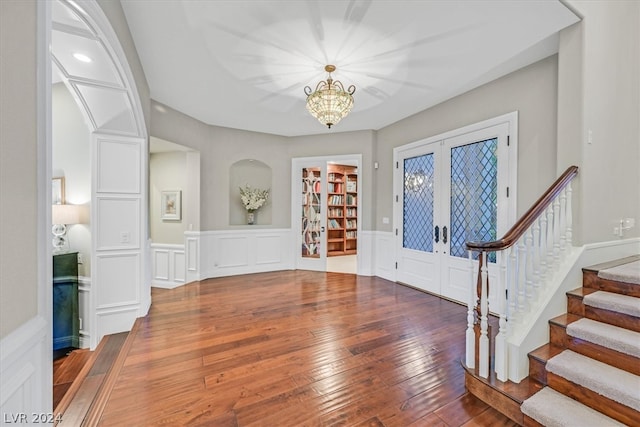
[239,185,270,212]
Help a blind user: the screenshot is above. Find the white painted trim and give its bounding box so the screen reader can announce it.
[291,154,363,272]
[357,231,375,276]
[66,0,148,140]
[151,243,186,289]
[0,316,49,414]
[184,229,294,282]
[373,231,397,282]
[37,0,54,416]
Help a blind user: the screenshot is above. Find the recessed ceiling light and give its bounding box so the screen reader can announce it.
[73,53,92,63]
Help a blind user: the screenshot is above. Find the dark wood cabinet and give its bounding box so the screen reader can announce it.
[53,252,79,351]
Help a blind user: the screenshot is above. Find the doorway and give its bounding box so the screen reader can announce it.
[292,155,362,274]
[394,113,517,305]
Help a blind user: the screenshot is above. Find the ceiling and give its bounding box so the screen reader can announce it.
[117,0,578,137]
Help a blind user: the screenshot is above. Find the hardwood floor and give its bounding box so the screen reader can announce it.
[95,271,517,426]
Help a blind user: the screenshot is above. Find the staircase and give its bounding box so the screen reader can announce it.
[54,331,131,426]
[522,255,640,426]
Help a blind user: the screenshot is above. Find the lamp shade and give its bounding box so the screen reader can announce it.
[52,204,81,225]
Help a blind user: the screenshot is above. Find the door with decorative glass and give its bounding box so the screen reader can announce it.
[293,159,327,271]
[395,116,514,305]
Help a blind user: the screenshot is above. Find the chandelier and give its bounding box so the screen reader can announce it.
[304,65,356,129]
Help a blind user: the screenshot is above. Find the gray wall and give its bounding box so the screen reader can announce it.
[0,0,38,338]
[150,151,190,243]
[559,1,640,245]
[151,102,377,232]
[375,55,560,232]
[151,103,291,230]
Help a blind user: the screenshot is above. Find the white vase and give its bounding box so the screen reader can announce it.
[247,211,255,225]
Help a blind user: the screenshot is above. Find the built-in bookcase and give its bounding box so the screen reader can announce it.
[327,165,357,256]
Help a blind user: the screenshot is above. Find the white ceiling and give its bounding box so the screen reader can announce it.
[120,0,579,137]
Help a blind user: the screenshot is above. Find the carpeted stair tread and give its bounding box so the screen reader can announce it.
[583,290,640,318]
[566,318,640,358]
[598,259,640,285]
[546,350,640,411]
[521,386,626,427]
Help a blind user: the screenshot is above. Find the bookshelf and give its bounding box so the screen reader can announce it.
[327,165,357,256]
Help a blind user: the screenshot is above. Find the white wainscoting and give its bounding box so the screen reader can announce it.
[357,231,375,276]
[374,231,397,282]
[0,316,50,420]
[185,229,295,281]
[151,243,186,289]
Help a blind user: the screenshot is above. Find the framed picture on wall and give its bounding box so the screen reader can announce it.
[52,177,65,205]
[161,190,181,221]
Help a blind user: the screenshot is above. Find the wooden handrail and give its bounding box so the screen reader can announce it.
[466,165,578,252]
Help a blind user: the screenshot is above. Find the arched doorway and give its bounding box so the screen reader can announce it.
[50,0,149,350]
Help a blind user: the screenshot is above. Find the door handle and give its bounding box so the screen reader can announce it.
[443,226,448,244]
[321,226,325,232]
[434,225,439,243]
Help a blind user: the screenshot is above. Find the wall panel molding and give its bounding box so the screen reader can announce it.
[151,243,186,289]
[0,316,49,417]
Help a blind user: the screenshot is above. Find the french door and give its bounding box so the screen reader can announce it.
[292,155,362,272]
[395,116,515,305]
[293,159,328,271]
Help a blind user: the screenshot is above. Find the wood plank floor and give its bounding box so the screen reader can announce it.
[96,271,517,426]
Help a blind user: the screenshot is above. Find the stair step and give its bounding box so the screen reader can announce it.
[584,290,640,316]
[548,315,640,376]
[548,313,580,347]
[596,256,640,285]
[566,287,598,316]
[527,343,563,385]
[583,291,640,332]
[546,349,640,424]
[567,318,640,358]
[521,387,626,427]
[582,255,640,297]
[55,332,128,425]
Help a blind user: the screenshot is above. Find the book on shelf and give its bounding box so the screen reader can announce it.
[346,180,357,192]
[329,195,344,205]
[328,218,342,229]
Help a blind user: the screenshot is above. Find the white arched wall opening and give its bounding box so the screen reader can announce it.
[51,0,149,349]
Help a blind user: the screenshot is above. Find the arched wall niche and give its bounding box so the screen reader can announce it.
[229,159,272,226]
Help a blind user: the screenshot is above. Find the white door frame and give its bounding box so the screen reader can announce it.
[292,154,362,272]
[393,113,517,305]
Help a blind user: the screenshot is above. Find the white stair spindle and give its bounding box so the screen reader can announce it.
[546,204,555,273]
[566,182,573,247]
[559,187,567,259]
[553,196,561,268]
[538,215,548,291]
[508,245,519,324]
[479,251,489,378]
[525,227,535,302]
[517,236,527,314]
[466,250,476,369]
[494,251,508,381]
